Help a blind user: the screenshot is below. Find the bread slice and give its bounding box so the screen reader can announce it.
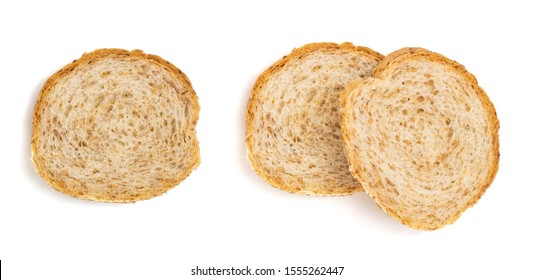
[246,42,383,195]
[340,48,500,230]
[31,49,200,202]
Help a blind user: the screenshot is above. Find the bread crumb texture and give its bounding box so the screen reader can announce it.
[31,49,200,202]
[246,43,383,196]
[340,48,499,230]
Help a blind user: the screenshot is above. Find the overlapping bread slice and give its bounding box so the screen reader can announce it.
[32,49,200,202]
[246,43,383,195]
[340,48,499,229]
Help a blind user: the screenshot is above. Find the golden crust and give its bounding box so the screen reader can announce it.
[31,48,200,202]
[246,42,383,196]
[340,48,500,230]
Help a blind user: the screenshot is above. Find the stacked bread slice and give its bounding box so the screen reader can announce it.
[247,44,499,230]
[246,43,383,196]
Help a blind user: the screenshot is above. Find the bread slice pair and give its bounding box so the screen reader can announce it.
[247,44,499,230]
[340,48,500,230]
[32,49,200,202]
[246,43,384,195]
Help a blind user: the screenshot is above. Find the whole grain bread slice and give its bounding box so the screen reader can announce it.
[246,42,383,195]
[340,48,499,229]
[31,49,200,202]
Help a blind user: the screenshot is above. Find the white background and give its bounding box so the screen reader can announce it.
[1,0,532,279]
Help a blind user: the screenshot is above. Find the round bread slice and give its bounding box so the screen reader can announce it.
[31,49,200,202]
[340,48,500,229]
[246,42,383,195]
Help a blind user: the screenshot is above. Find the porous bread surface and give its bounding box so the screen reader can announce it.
[246,43,383,195]
[32,49,200,202]
[340,48,499,229]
